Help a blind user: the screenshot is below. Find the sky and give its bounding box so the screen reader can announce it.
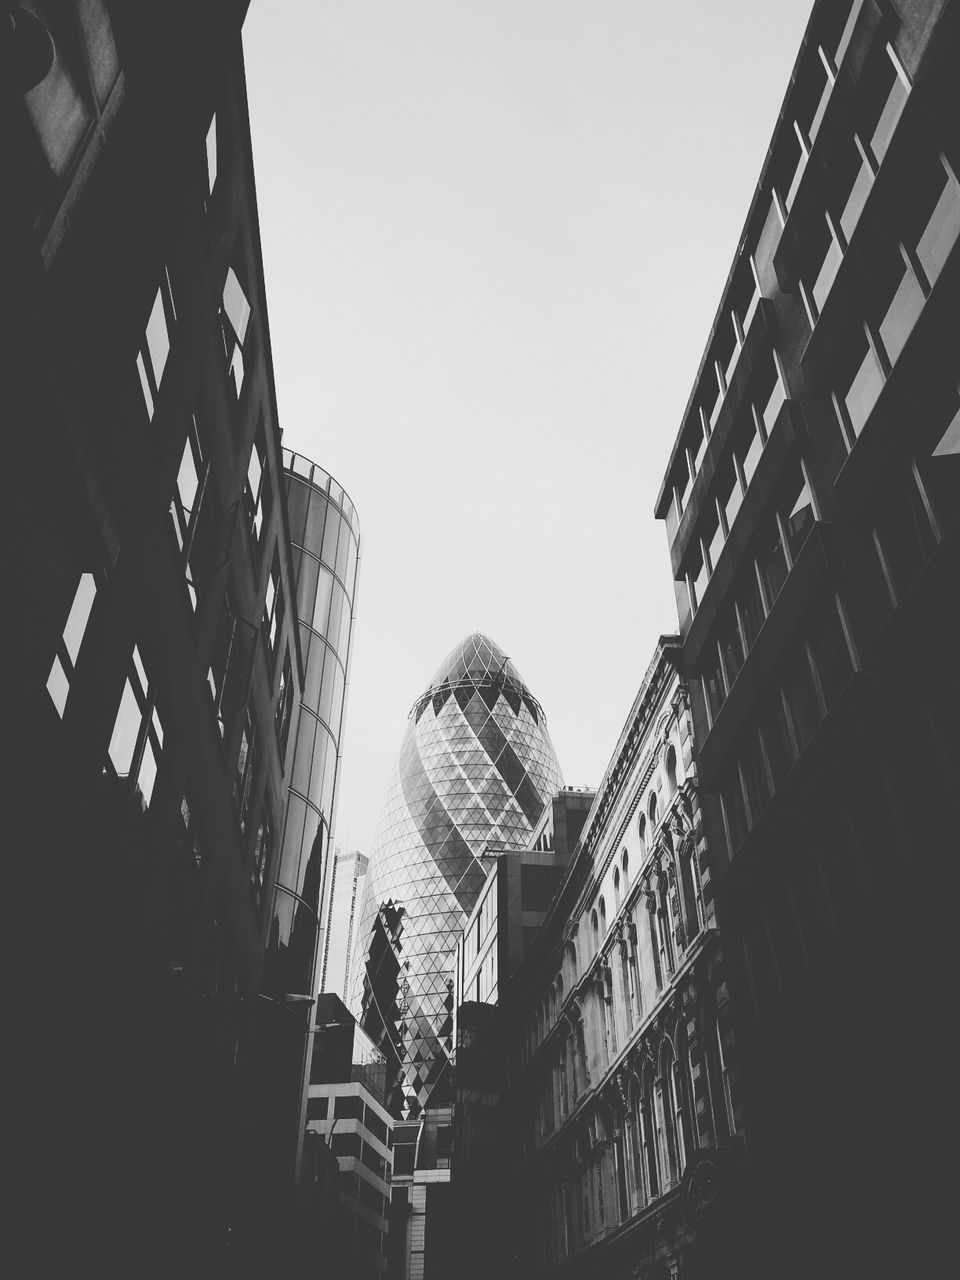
[243,0,814,855]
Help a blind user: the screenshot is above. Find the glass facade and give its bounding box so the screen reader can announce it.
[262,450,360,1000]
[352,633,562,1116]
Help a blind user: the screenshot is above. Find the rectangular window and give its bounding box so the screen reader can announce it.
[782,642,821,752]
[719,615,744,690]
[703,647,726,724]
[137,268,176,420]
[759,689,794,787]
[738,565,766,650]
[106,646,163,809]
[874,473,936,604]
[809,597,855,710]
[782,469,815,564]
[688,544,709,613]
[757,518,788,606]
[47,572,97,717]
[306,1096,328,1121]
[741,730,770,825]
[702,505,721,573]
[334,1094,364,1120]
[721,767,749,854]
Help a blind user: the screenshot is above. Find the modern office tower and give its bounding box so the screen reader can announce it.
[264,452,359,1191]
[352,632,563,1118]
[4,5,334,1275]
[351,632,563,1279]
[321,848,370,1000]
[654,2,959,1275]
[306,995,394,1280]
[485,639,742,1280]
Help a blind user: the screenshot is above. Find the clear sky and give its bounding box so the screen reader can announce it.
[243,0,814,854]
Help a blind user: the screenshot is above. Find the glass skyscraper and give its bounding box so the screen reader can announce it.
[352,632,562,1116]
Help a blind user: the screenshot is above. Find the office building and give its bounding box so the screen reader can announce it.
[321,848,370,1001]
[307,994,394,1280]
[489,639,742,1280]
[5,4,354,1274]
[654,1,959,1273]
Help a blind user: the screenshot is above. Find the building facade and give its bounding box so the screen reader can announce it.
[7,3,318,1275]
[654,1,960,1273]
[352,631,563,1118]
[499,640,743,1280]
[306,995,394,1280]
[321,848,370,1001]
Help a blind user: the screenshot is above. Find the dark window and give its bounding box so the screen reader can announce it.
[719,462,744,533]
[736,417,763,489]
[782,469,815,564]
[874,472,936,603]
[756,518,788,605]
[688,543,708,613]
[782,642,821,751]
[721,767,748,854]
[810,597,854,709]
[759,689,794,787]
[333,1094,363,1120]
[719,616,744,690]
[741,729,770,825]
[306,1096,328,1120]
[330,1132,362,1158]
[703,646,726,724]
[361,1140,388,1180]
[756,357,786,437]
[738,566,766,650]
[363,1108,388,1146]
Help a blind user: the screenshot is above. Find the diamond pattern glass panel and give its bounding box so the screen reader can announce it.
[351,633,562,1116]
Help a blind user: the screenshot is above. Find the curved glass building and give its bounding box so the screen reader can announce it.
[262,450,359,1002]
[352,632,562,1116]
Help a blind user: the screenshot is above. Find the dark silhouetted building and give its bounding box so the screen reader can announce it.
[654,2,960,1274]
[4,5,353,1276]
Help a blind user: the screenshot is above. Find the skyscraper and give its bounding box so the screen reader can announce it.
[352,633,563,1118]
[320,848,369,1001]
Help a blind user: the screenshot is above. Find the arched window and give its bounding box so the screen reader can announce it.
[641,1065,660,1201]
[613,867,621,907]
[566,939,578,984]
[557,973,564,1006]
[575,1013,588,1092]
[665,742,678,794]
[628,1078,646,1210]
[591,909,599,946]
[599,896,607,934]
[648,791,659,827]
[549,983,557,1024]
[679,842,704,944]
[622,848,630,884]
[657,1041,683,1187]
[638,814,646,855]
[656,881,675,979]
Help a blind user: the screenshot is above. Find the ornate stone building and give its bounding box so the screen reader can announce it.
[500,639,746,1280]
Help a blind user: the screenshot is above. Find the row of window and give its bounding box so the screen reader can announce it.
[719,594,855,855]
[701,460,815,725]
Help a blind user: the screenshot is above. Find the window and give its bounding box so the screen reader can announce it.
[251,801,274,908]
[688,543,708,614]
[599,896,607,934]
[205,114,218,194]
[719,462,744,535]
[759,688,795,788]
[221,267,251,397]
[783,469,815,563]
[757,356,786,437]
[809,597,855,709]
[741,729,770,825]
[306,1095,328,1121]
[613,868,621,908]
[866,46,909,167]
[264,553,283,660]
[665,744,678,794]
[721,766,748,853]
[136,268,176,420]
[735,416,764,491]
[334,1094,363,1120]
[703,646,726,724]
[874,471,936,604]
[738,565,766,650]
[246,429,268,543]
[704,504,724,574]
[276,647,294,752]
[718,615,744,690]
[637,814,646,855]
[591,909,599,945]
[170,416,207,608]
[837,136,874,244]
[106,646,163,808]
[782,641,821,751]
[47,572,97,717]
[648,792,658,827]
[809,215,843,316]
[687,416,707,479]
[756,517,788,605]
[235,709,258,834]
